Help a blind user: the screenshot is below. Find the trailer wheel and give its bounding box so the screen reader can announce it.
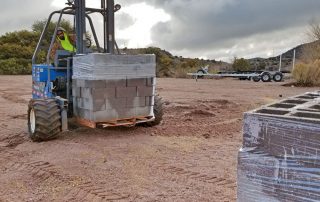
[28,99,62,142]
[273,72,283,82]
[145,95,164,127]
[252,76,261,82]
[261,72,272,82]
[197,70,206,79]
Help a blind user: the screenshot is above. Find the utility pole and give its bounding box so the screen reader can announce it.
[278,54,282,72]
[292,49,296,71]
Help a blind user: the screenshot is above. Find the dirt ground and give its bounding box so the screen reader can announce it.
[0,76,317,202]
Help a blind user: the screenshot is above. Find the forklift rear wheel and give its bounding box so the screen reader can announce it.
[28,99,62,142]
[145,95,164,127]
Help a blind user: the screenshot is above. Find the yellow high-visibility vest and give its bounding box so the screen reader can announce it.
[56,32,76,52]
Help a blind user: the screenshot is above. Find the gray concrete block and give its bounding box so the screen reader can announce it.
[93,108,136,121]
[127,78,147,87]
[91,88,116,99]
[116,87,137,98]
[117,108,136,119]
[73,54,156,80]
[243,91,320,160]
[80,88,92,99]
[72,87,81,98]
[76,108,94,120]
[127,97,146,108]
[146,77,156,86]
[73,79,83,87]
[73,97,79,116]
[137,86,154,97]
[145,96,154,106]
[93,109,119,121]
[105,79,127,87]
[74,79,106,88]
[135,106,153,117]
[105,98,127,109]
[77,97,106,112]
[84,80,106,88]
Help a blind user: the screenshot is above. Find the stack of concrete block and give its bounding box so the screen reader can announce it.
[72,53,156,122]
[237,91,320,202]
[73,53,155,80]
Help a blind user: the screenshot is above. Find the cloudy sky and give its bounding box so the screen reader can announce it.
[2,0,320,61]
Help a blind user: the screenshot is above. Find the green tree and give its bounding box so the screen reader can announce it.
[232,57,251,71]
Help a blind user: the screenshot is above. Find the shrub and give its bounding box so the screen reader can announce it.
[293,60,320,86]
[0,58,31,75]
[232,58,251,71]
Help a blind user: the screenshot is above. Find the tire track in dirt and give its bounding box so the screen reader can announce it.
[154,163,236,189]
[0,148,131,201]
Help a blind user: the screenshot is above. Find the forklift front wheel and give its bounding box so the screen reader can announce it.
[28,99,62,142]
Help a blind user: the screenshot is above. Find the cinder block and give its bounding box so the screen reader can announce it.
[145,96,154,106]
[135,106,153,117]
[105,79,127,87]
[80,88,92,99]
[73,97,79,116]
[75,79,106,88]
[93,109,119,121]
[73,54,156,80]
[93,108,136,121]
[242,91,320,161]
[146,77,156,86]
[237,150,320,202]
[105,97,126,109]
[117,107,136,119]
[76,108,94,120]
[84,80,106,88]
[91,88,116,99]
[72,87,81,98]
[137,86,154,97]
[116,87,137,98]
[127,78,147,87]
[127,97,146,108]
[77,97,106,112]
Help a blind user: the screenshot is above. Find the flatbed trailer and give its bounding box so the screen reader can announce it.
[187,70,284,82]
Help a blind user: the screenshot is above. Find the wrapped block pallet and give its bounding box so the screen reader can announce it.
[237,91,320,202]
[72,53,156,125]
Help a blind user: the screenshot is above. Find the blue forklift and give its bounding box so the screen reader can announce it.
[28,0,163,142]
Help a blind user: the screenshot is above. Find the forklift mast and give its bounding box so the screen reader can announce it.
[75,0,115,54]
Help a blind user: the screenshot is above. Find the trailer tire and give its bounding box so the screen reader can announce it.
[197,70,206,79]
[145,95,164,127]
[261,72,272,82]
[252,76,261,82]
[28,99,62,142]
[273,72,283,82]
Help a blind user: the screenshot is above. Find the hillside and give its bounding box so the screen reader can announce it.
[248,40,320,72]
[121,47,231,77]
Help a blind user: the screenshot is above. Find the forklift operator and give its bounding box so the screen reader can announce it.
[56,27,76,52]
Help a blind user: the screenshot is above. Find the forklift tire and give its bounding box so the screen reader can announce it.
[145,95,164,127]
[273,72,283,82]
[28,99,62,142]
[252,76,261,82]
[261,72,272,82]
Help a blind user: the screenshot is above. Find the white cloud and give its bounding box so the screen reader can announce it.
[116,2,171,48]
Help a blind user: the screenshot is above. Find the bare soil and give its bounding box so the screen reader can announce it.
[0,76,317,202]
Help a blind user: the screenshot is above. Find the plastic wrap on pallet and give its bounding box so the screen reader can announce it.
[237,91,320,202]
[238,148,320,202]
[72,53,156,80]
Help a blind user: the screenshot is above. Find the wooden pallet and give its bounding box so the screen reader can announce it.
[76,116,154,129]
